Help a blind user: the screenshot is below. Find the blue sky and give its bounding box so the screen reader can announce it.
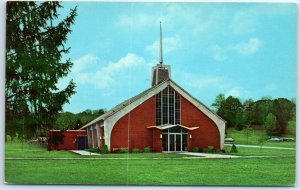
[57,2,296,113]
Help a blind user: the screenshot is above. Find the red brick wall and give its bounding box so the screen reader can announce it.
[110,96,156,152]
[48,130,87,150]
[152,129,162,152]
[110,86,221,152]
[181,96,221,150]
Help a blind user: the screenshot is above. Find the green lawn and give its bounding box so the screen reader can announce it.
[224,145,295,156]
[226,128,296,148]
[5,142,192,158]
[5,142,296,186]
[5,157,295,186]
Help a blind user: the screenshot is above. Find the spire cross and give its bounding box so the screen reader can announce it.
[159,21,163,64]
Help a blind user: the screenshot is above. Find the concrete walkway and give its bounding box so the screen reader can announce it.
[6,154,295,160]
[177,152,240,158]
[70,150,100,156]
[225,144,296,150]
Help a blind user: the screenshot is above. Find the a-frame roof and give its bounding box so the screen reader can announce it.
[80,79,226,129]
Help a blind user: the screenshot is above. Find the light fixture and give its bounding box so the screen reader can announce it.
[160,134,162,139]
[190,135,192,139]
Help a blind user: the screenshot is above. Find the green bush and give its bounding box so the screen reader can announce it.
[192,147,199,152]
[203,146,214,153]
[132,148,141,153]
[230,144,238,153]
[143,146,152,153]
[119,147,129,153]
[100,144,109,154]
[86,147,100,153]
[215,149,223,154]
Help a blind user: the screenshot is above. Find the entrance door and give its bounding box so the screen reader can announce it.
[77,136,87,150]
[169,134,175,151]
[168,134,182,151]
[175,134,181,151]
[162,126,188,152]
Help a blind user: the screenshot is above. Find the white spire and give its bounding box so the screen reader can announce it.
[159,21,163,64]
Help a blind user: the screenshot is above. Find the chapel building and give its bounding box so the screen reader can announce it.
[80,23,226,152]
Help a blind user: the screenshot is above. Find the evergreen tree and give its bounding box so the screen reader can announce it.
[6,2,77,139]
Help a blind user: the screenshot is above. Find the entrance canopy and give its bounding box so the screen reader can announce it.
[147,124,199,131]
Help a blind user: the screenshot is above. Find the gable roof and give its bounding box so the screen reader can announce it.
[80,80,168,129]
[80,79,225,129]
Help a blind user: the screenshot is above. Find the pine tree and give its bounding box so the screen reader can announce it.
[6,1,77,139]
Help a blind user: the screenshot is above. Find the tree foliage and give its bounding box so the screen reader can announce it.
[211,93,225,112]
[214,94,295,136]
[264,113,277,136]
[54,109,106,130]
[6,2,77,139]
[217,96,243,129]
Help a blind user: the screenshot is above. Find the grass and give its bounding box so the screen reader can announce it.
[5,142,80,158]
[5,142,193,158]
[226,128,296,148]
[5,157,295,185]
[5,141,296,185]
[224,145,295,156]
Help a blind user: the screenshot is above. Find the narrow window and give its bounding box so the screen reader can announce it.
[156,92,161,125]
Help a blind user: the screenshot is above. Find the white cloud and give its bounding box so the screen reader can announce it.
[58,53,148,94]
[72,53,146,90]
[178,72,232,90]
[211,44,227,62]
[146,35,181,56]
[225,86,251,98]
[232,11,258,35]
[225,87,242,98]
[72,54,99,73]
[94,53,146,89]
[232,38,262,55]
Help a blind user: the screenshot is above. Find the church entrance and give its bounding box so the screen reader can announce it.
[162,125,188,152]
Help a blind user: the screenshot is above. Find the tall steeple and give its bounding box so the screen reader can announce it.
[151,22,171,87]
[159,21,163,64]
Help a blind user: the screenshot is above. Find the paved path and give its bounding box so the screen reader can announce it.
[70,150,100,156]
[177,152,240,158]
[5,157,202,160]
[6,154,295,160]
[225,144,296,150]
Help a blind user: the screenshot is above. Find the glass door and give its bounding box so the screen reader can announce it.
[169,134,175,151]
[175,134,181,151]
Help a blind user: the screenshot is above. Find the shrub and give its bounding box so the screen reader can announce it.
[119,147,129,153]
[192,147,199,152]
[203,146,214,153]
[143,146,152,153]
[132,148,141,153]
[230,144,238,153]
[86,147,100,153]
[215,149,223,154]
[100,144,109,154]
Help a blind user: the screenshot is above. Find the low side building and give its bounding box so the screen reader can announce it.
[48,130,87,150]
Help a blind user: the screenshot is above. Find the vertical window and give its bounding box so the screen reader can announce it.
[175,92,180,124]
[162,87,168,124]
[169,87,174,124]
[156,92,161,125]
[156,86,181,125]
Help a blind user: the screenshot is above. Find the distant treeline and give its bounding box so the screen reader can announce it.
[211,94,296,136]
[54,109,106,130]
